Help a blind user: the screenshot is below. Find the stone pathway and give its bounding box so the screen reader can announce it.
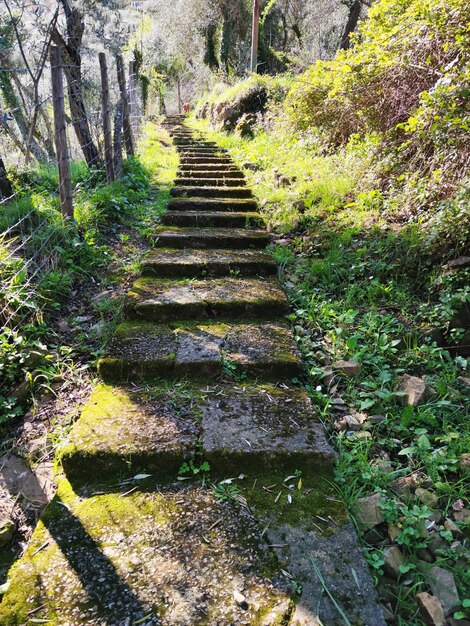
[0,117,385,625]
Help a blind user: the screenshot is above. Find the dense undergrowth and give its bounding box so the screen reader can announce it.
[192,0,469,622]
[0,122,176,430]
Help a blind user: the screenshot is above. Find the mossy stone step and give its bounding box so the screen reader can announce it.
[179,156,233,165]
[141,248,277,278]
[0,483,293,625]
[59,383,334,482]
[154,226,268,249]
[177,170,245,180]
[98,319,302,383]
[179,163,239,172]
[171,186,252,200]
[60,385,197,481]
[168,197,258,212]
[175,176,246,187]
[123,276,287,322]
[162,210,262,228]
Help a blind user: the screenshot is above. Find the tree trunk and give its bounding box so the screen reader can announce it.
[51,1,101,167]
[113,101,123,178]
[0,156,13,199]
[339,0,362,50]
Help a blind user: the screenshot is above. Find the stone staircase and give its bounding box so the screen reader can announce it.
[0,116,385,625]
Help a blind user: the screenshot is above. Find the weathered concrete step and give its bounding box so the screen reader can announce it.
[179,163,239,172]
[141,248,277,278]
[178,168,245,178]
[123,276,287,322]
[168,197,258,212]
[171,186,252,199]
[155,226,268,249]
[175,176,246,187]
[162,210,262,228]
[180,156,233,165]
[98,319,302,383]
[0,484,293,625]
[59,383,334,481]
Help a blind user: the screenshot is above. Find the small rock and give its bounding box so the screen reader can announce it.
[416,592,445,626]
[322,366,334,385]
[453,508,470,525]
[0,516,16,547]
[91,290,113,305]
[426,566,460,616]
[458,453,470,473]
[353,492,384,531]
[456,376,470,389]
[395,374,436,406]
[415,487,438,509]
[368,414,387,425]
[334,414,363,431]
[416,548,435,563]
[233,590,248,609]
[57,320,71,333]
[383,546,405,578]
[389,474,420,497]
[381,603,395,623]
[447,256,470,269]
[332,360,361,377]
[447,619,470,626]
[444,518,463,539]
[428,533,450,556]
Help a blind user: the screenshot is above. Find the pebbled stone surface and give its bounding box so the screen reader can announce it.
[141,248,277,278]
[124,276,288,322]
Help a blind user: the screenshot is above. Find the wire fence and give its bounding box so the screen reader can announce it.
[1,43,144,333]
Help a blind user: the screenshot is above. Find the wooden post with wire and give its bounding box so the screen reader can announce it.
[99,52,115,182]
[50,45,73,219]
[116,54,135,158]
[250,0,261,73]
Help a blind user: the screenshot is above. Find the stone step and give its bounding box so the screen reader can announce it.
[154,226,268,249]
[170,186,252,199]
[59,383,334,481]
[98,319,302,383]
[123,276,287,322]
[168,197,258,212]
[179,163,239,172]
[180,156,233,165]
[161,210,262,228]
[0,484,294,625]
[175,176,246,187]
[177,170,245,180]
[141,248,277,278]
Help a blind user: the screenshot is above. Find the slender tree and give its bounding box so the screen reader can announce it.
[51,0,101,167]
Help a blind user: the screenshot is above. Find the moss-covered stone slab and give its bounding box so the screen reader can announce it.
[124,277,287,322]
[179,156,233,165]
[162,210,262,228]
[141,248,277,278]
[98,320,301,383]
[168,197,258,212]
[201,385,335,473]
[179,163,240,173]
[154,226,268,250]
[170,186,253,199]
[266,523,386,626]
[0,483,293,625]
[223,322,302,379]
[179,166,245,178]
[175,177,247,187]
[60,385,198,482]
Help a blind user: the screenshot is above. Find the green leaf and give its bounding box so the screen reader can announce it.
[398,446,416,456]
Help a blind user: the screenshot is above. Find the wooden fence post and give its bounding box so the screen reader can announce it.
[99,52,115,183]
[113,101,123,178]
[128,60,138,131]
[116,54,134,158]
[50,45,73,219]
[250,0,260,73]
